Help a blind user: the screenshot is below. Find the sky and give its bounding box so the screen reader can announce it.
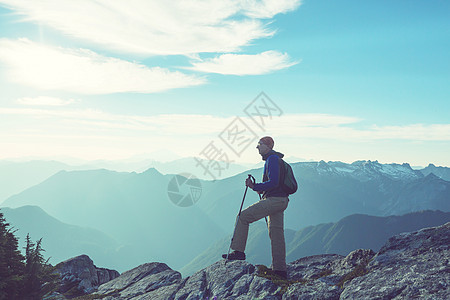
[0,0,449,168]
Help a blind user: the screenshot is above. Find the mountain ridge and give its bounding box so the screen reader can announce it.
[421,163,450,181]
[1,205,121,270]
[2,168,224,272]
[1,159,449,205]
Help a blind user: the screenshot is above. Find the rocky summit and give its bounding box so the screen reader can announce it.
[83,222,449,300]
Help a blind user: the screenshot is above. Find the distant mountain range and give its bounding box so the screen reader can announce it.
[420,163,450,181]
[1,168,225,272]
[0,158,259,202]
[1,158,449,204]
[181,210,450,276]
[1,205,121,270]
[1,160,449,274]
[0,160,72,201]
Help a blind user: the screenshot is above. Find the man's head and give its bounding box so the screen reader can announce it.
[256,136,274,156]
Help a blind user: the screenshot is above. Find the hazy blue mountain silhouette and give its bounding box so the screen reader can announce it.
[286,209,450,260]
[2,168,224,272]
[1,205,123,270]
[0,158,257,202]
[146,157,259,180]
[0,160,71,202]
[181,210,450,276]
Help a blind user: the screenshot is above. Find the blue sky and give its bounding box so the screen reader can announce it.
[0,0,449,167]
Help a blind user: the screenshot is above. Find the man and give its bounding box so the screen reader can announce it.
[222,136,289,279]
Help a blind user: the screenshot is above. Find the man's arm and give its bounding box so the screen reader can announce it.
[252,155,280,192]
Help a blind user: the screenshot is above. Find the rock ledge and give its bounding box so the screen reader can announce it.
[90,222,449,299]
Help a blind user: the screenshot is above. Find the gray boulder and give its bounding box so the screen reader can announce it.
[283,250,375,299]
[55,254,119,296]
[95,262,182,299]
[341,222,450,299]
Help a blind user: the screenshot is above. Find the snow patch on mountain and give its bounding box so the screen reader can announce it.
[296,160,424,182]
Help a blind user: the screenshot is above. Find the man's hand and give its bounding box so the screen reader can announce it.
[245,177,255,189]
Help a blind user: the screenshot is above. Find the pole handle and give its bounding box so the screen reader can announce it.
[248,174,256,185]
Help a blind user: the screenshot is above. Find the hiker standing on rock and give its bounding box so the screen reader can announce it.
[222,136,289,279]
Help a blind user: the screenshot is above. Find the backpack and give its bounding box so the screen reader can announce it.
[279,158,298,195]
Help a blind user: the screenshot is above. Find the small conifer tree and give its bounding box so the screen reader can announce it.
[0,210,59,300]
[0,211,25,300]
[21,235,59,300]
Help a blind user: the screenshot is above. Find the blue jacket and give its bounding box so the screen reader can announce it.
[252,150,288,198]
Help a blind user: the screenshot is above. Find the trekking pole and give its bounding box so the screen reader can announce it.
[225,174,254,265]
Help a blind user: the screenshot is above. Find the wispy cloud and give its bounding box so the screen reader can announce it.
[267,115,450,141]
[1,108,449,162]
[0,107,228,135]
[0,1,301,94]
[188,51,299,75]
[17,96,78,106]
[368,124,450,141]
[240,0,302,18]
[1,107,450,142]
[0,38,205,94]
[0,0,301,55]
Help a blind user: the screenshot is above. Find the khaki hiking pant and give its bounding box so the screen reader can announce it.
[230,196,289,271]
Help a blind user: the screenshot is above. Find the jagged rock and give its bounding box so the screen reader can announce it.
[282,252,373,299]
[283,280,341,300]
[184,260,279,299]
[55,254,119,296]
[340,222,450,299]
[90,222,449,299]
[95,262,182,299]
[339,249,375,268]
[288,254,342,282]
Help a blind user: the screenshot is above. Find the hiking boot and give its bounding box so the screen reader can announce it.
[222,250,246,260]
[256,265,288,280]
